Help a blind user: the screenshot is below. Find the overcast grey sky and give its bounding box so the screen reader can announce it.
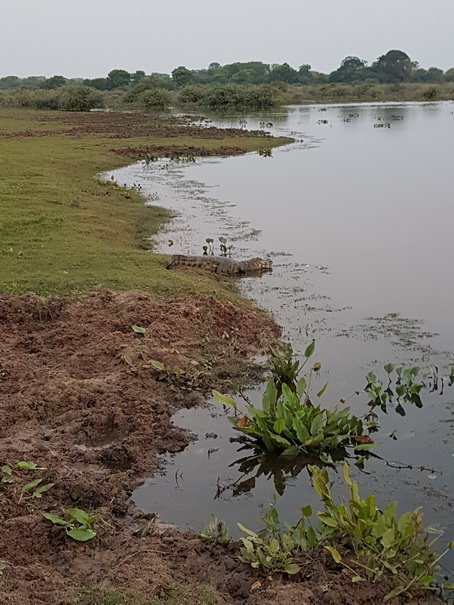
[2,0,453,78]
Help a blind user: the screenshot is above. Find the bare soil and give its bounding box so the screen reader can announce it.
[0,112,270,142]
[0,288,446,604]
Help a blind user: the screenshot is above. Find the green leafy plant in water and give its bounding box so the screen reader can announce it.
[202,236,233,257]
[200,515,230,545]
[365,363,454,416]
[258,148,273,157]
[213,342,366,458]
[43,508,98,542]
[311,462,454,600]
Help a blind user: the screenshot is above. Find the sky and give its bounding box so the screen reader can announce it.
[2,0,453,79]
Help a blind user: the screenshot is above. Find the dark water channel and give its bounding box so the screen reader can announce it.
[107,102,454,577]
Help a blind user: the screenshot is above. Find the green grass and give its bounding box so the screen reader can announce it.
[0,109,289,297]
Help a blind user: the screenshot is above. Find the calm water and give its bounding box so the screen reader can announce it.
[107,102,454,577]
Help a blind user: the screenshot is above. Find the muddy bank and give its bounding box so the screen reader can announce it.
[0,288,446,604]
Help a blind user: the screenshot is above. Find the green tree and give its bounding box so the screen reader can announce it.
[426,67,444,83]
[106,69,131,90]
[269,63,299,84]
[329,57,368,83]
[371,50,414,83]
[171,66,194,88]
[0,76,21,90]
[297,64,313,84]
[40,75,67,89]
[130,70,146,86]
[445,68,454,82]
[83,77,108,90]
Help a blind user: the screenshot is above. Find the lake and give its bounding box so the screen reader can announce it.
[107,102,454,578]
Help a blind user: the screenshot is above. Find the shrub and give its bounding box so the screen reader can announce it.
[136,88,171,110]
[58,85,104,111]
[176,84,207,105]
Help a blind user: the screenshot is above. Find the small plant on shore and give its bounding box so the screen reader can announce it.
[43,508,98,542]
[238,499,300,574]
[312,462,454,600]
[235,463,453,598]
[200,515,230,545]
[1,461,54,502]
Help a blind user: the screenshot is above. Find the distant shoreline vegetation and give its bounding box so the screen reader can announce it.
[1,50,454,111]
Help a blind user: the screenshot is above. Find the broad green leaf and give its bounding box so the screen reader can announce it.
[293,418,309,444]
[304,341,315,358]
[343,461,352,487]
[212,390,237,408]
[150,360,165,371]
[301,505,312,517]
[262,380,277,414]
[32,483,55,498]
[273,418,285,435]
[284,563,300,575]
[22,478,43,493]
[324,546,342,563]
[354,443,382,452]
[132,325,146,334]
[384,363,394,374]
[280,446,300,459]
[310,413,323,436]
[317,513,338,528]
[418,575,434,587]
[352,576,363,583]
[1,465,12,475]
[67,528,97,542]
[67,508,92,525]
[296,377,307,398]
[17,461,39,470]
[237,523,258,538]
[43,513,67,526]
[270,433,291,447]
[383,586,408,602]
[123,356,133,366]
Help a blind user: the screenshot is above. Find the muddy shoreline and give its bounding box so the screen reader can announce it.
[0,288,446,604]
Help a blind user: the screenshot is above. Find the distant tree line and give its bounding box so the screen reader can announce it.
[2,51,454,94]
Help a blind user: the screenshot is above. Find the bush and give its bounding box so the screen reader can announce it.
[136,88,171,110]
[176,84,207,105]
[58,85,104,111]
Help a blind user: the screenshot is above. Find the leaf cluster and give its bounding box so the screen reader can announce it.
[365,364,454,415]
[200,515,230,545]
[1,461,54,502]
[312,462,453,599]
[43,508,98,542]
[213,378,364,457]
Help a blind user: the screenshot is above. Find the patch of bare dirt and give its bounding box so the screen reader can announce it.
[25,111,271,140]
[0,289,446,604]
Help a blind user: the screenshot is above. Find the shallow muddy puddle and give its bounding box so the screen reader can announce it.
[108,102,454,577]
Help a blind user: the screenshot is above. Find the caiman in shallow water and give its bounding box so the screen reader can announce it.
[167,255,273,275]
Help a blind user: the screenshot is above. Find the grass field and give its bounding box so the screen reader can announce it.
[0,109,290,296]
